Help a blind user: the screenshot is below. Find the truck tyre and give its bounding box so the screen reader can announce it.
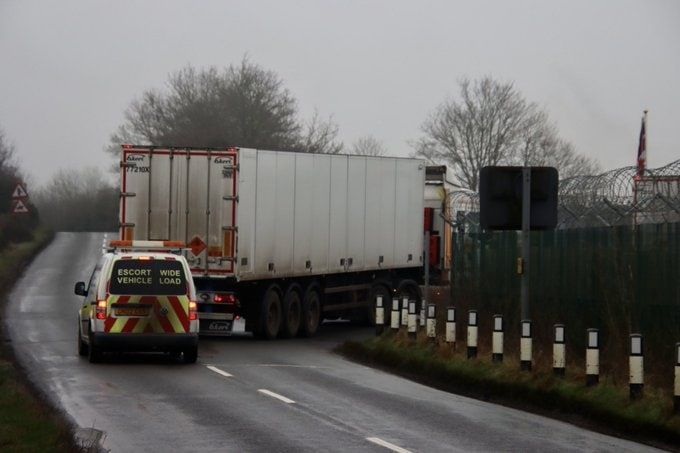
[183,346,198,364]
[367,282,392,326]
[300,284,321,337]
[281,285,302,338]
[77,324,88,356]
[258,286,282,340]
[396,279,422,313]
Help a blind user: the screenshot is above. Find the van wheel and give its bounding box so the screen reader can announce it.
[77,324,89,356]
[300,285,321,337]
[258,286,282,340]
[183,346,198,364]
[281,285,302,338]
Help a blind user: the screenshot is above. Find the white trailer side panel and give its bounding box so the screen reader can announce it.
[309,154,331,273]
[346,156,366,270]
[328,155,348,274]
[292,154,314,274]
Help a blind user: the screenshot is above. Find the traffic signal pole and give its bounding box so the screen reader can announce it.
[521,167,531,320]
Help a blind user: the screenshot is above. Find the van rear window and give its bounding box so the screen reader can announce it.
[109,259,187,295]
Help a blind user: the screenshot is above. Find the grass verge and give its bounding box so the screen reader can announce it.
[0,228,77,452]
[338,333,680,451]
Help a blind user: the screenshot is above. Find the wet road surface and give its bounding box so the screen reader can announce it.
[4,233,662,452]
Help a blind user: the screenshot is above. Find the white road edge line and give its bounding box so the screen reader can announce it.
[366,437,412,453]
[206,365,233,378]
[258,389,295,404]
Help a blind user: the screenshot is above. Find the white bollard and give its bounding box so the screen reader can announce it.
[375,296,384,336]
[586,328,599,386]
[426,304,436,341]
[467,310,478,359]
[390,298,400,331]
[420,299,426,328]
[553,324,566,377]
[401,296,408,327]
[407,300,417,340]
[445,306,456,346]
[520,320,532,371]
[492,315,504,363]
[629,334,644,400]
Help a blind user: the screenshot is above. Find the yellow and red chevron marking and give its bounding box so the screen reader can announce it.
[104,294,190,334]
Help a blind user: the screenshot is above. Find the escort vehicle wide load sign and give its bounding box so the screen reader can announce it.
[120,145,425,280]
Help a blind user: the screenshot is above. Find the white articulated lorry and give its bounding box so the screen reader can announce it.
[118,145,445,338]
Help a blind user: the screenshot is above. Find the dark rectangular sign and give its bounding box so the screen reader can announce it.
[479,166,558,230]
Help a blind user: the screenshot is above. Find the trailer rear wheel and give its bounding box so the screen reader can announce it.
[281,285,302,338]
[259,286,282,340]
[396,279,422,313]
[300,285,321,337]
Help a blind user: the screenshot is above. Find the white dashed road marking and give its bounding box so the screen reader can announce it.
[206,365,233,378]
[257,389,295,404]
[366,437,412,453]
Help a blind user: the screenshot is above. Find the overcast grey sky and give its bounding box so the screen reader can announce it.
[1,0,678,185]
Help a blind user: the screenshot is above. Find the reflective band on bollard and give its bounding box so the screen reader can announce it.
[426,304,436,341]
[586,328,600,386]
[375,295,384,336]
[401,297,408,327]
[629,334,644,400]
[467,310,478,359]
[407,300,417,340]
[553,324,566,377]
[492,315,503,363]
[445,306,456,345]
[520,320,532,371]
[391,298,400,331]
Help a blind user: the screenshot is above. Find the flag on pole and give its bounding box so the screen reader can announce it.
[636,111,647,177]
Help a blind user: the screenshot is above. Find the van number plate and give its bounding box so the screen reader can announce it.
[115,307,149,317]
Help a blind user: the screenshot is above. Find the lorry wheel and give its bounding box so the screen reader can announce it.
[77,324,89,356]
[300,285,321,337]
[259,286,282,340]
[396,279,422,316]
[183,346,198,364]
[281,285,302,338]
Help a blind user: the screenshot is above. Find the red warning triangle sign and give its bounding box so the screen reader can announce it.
[12,184,28,198]
[13,199,29,214]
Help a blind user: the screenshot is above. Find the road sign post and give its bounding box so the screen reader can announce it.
[521,167,531,320]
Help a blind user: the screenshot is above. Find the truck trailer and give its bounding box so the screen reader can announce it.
[118,145,443,338]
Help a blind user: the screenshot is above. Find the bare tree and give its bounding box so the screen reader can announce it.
[0,128,20,214]
[297,111,343,154]
[351,135,387,156]
[107,59,342,157]
[414,77,599,190]
[33,167,118,232]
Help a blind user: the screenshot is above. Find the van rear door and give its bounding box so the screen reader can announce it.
[106,258,191,334]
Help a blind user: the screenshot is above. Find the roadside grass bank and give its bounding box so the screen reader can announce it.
[338,333,680,451]
[0,228,77,452]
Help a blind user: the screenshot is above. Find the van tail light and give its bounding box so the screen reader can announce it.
[189,301,198,321]
[213,293,237,304]
[96,300,107,320]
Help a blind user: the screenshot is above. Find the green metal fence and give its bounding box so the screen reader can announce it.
[451,222,680,386]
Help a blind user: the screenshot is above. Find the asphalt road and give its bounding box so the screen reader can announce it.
[4,232,662,452]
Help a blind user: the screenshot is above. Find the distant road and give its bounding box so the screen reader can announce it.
[4,233,660,452]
